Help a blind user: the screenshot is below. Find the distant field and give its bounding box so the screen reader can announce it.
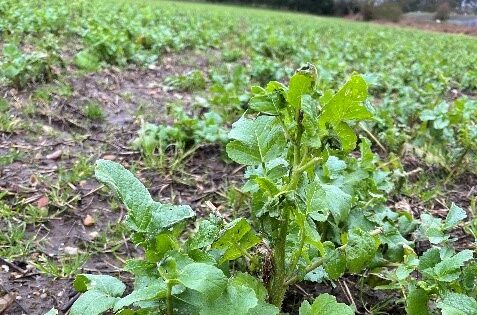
[1,0,477,314]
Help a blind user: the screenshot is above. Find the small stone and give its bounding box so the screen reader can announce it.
[46,149,62,160]
[1,265,9,272]
[15,295,22,300]
[64,246,78,256]
[37,196,49,208]
[40,293,47,299]
[83,215,95,227]
[42,125,54,134]
[88,231,99,239]
[57,292,63,297]
[102,155,116,160]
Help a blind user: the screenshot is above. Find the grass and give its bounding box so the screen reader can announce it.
[83,101,105,121]
[0,149,22,166]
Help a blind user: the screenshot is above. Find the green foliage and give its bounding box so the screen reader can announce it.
[70,159,277,315]
[0,43,60,88]
[2,0,476,178]
[383,203,477,314]
[83,101,105,121]
[418,98,477,174]
[95,160,195,235]
[64,63,476,313]
[69,65,400,314]
[299,293,354,315]
[165,70,207,92]
[72,275,126,315]
[132,107,228,169]
[74,50,101,71]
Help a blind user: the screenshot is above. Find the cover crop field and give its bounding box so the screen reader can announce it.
[1,0,477,314]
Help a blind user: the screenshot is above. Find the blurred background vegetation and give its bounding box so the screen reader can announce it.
[203,0,477,23]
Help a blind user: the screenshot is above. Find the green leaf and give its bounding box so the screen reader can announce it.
[145,232,177,262]
[287,66,316,110]
[318,74,371,151]
[432,250,473,282]
[73,274,126,295]
[420,109,436,121]
[211,218,261,263]
[178,263,227,300]
[437,292,477,315]
[74,50,100,71]
[301,95,320,148]
[323,248,346,280]
[231,272,268,301]
[319,74,370,128]
[199,282,258,315]
[324,156,347,179]
[305,182,352,224]
[396,264,415,281]
[248,301,280,315]
[226,116,286,166]
[114,280,167,311]
[304,266,328,282]
[71,275,126,315]
[345,229,379,273]
[254,176,280,196]
[334,122,358,152]
[71,291,122,315]
[188,219,221,250]
[299,293,354,315]
[445,203,467,229]
[406,286,429,315]
[359,137,375,170]
[249,90,285,115]
[420,214,448,244]
[418,247,441,271]
[95,160,195,235]
[158,251,194,280]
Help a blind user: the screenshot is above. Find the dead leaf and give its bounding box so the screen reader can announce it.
[102,155,116,161]
[0,293,15,314]
[30,175,39,187]
[83,215,95,227]
[46,150,62,160]
[394,199,412,213]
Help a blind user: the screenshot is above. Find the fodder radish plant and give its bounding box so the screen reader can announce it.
[47,65,476,315]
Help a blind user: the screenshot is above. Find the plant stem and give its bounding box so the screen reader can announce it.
[287,212,305,278]
[171,143,202,171]
[286,157,322,191]
[444,147,469,185]
[284,228,383,286]
[284,256,325,286]
[166,281,173,315]
[268,206,291,308]
[293,111,304,170]
[359,122,387,153]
